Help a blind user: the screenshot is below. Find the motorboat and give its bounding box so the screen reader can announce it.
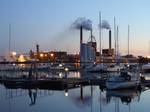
[106,71,140,90]
[142,63,150,73]
[107,64,125,72]
[85,63,107,73]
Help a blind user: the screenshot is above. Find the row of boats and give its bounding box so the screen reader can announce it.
[0,62,150,73]
[83,63,141,90]
[0,62,149,90]
[83,63,150,73]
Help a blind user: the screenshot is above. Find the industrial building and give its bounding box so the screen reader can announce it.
[79,27,97,65]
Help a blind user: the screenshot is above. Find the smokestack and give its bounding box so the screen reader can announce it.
[90,29,93,42]
[80,26,83,64]
[80,26,83,44]
[36,44,39,58]
[109,30,111,50]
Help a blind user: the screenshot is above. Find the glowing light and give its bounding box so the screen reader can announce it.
[45,54,48,57]
[65,92,68,96]
[50,53,54,57]
[59,64,63,67]
[40,53,44,57]
[18,55,26,62]
[59,73,63,78]
[65,67,69,72]
[11,51,17,56]
[75,72,80,78]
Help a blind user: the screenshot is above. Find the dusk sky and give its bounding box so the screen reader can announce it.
[0,0,150,56]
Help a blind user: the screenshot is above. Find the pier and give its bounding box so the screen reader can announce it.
[0,76,106,90]
[0,73,150,91]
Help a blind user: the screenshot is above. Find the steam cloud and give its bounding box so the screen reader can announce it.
[100,20,111,30]
[71,17,92,31]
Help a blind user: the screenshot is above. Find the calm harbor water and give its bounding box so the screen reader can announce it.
[0,71,150,112]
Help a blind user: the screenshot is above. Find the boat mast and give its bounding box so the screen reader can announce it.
[149,41,150,56]
[114,17,116,63]
[128,25,130,56]
[99,12,102,63]
[9,24,11,57]
[116,26,119,63]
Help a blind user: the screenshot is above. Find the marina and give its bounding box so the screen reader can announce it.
[1,0,150,112]
[0,62,150,90]
[0,70,150,112]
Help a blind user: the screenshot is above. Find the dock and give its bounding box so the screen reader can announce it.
[0,77,106,90]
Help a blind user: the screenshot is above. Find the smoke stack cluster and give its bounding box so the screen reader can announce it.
[109,30,111,50]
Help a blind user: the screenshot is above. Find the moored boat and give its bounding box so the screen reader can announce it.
[106,71,140,90]
[142,63,150,73]
[85,63,107,73]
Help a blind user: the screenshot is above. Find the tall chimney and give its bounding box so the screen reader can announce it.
[80,26,83,44]
[90,29,93,42]
[36,44,39,58]
[80,26,83,64]
[109,30,111,50]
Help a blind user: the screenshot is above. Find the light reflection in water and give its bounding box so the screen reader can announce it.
[0,71,150,112]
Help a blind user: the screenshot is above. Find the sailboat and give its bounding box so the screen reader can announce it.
[106,70,140,89]
[106,19,126,72]
[106,25,140,89]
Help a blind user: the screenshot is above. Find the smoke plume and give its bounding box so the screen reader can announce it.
[71,17,92,31]
[100,20,111,30]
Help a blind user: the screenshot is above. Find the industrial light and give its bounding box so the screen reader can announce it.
[50,53,54,57]
[18,54,26,62]
[40,53,44,57]
[45,54,48,57]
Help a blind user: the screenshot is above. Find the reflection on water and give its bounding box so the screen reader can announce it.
[0,71,150,112]
[28,89,37,106]
[106,89,141,104]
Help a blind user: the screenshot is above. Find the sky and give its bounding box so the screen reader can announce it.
[0,0,150,56]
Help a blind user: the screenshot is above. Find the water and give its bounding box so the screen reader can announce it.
[0,71,150,112]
